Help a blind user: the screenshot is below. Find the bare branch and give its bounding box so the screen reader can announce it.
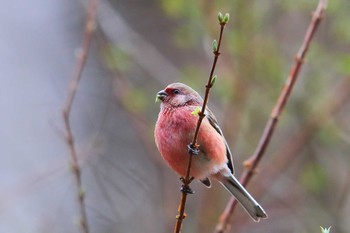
[62,1,98,233]
[266,76,350,192]
[174,13,229,233]
[214,1,327,232]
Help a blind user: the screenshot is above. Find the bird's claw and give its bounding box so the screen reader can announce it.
[180,176,194,184]
[187,143,199,156]
[181,185,195,194]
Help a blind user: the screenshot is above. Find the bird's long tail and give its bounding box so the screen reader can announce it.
[216,173,267,221]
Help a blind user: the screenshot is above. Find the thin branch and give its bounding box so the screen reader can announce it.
[95,31,158,159]
[264,76,350,194]
[214,1,327,232]
[253,77,350,233]
[174,14,229,233]
[62,1,98,233]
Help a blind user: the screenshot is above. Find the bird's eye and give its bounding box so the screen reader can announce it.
[172,89,180,94]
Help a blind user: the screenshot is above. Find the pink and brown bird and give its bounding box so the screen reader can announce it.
[154,82,267,221]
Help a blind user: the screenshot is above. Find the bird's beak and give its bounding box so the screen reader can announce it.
[155,90,168,102]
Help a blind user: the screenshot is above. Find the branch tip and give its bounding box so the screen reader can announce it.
[218,12,224,23]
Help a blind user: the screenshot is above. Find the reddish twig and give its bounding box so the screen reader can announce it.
[174,13,229,233]
[62,1,98,233]
[266,76,350,191]
[214,1,327,232]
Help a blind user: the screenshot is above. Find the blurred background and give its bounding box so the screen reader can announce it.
[1,0,350,232]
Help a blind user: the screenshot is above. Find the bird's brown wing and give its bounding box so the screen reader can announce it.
[205,108,235,174]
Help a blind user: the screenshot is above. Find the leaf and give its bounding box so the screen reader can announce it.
[191,106,201,116]
[218,12,224,23]
[212,39,218,52]
[223,13,230,23]
[320,226,331,233]
[211,75,217,87]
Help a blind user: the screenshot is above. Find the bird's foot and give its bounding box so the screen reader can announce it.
[181,184,195,194]
[180,176,194,184]
[187,143,199,156]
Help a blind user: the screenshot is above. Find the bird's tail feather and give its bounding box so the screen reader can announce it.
[217,173,267,221]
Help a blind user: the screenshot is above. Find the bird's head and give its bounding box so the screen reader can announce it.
[156,83,203,108]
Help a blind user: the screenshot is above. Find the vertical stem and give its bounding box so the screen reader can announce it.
[174,18,228,233]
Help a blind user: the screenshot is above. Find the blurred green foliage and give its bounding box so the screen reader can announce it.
[105,0,350,230]
[320,226,332,233]
[154,0,350,146]
[300,163,327,193]
[103,44,131,72]
[124,88,149,114]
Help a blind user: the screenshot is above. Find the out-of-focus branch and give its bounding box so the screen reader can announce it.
[174,13,229,233]
[238,76,350,223]
[94,30,160,162]
[62,1,98,233]
[214,1,327,232]
[263,76,350,193]
[96,0,181,86]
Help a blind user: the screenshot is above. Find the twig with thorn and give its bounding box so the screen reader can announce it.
[62,1,98,233]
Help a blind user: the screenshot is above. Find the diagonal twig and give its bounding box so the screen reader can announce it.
[214,1,327,232]
[62,1,98,233]
[174,13,229,233]
[266,76,350,193]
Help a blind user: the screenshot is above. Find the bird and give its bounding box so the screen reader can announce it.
[154,82,267,221]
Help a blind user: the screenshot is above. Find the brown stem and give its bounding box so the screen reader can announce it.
[214,1,327,232]
[174,20,228,233]
[62,1,98,233]
[266,76,350,192]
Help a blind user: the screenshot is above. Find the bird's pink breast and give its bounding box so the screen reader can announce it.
[155,106,227,179]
